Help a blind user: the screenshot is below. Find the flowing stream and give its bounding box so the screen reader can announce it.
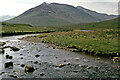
[0,34,120,78]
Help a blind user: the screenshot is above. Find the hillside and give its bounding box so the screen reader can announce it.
[70,17,118,29]
[6,2,102,26]
[77,6,117,21]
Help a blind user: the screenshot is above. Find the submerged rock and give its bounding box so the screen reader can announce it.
[21,64,25,67]
[11,46,20,51]
[9,75,18,78]
[6,55,13,59]
[0,42,6,46]
[86,66,92,69]
[35,54,40,58]
[5,62,13,68]
[58,64,66,68]
[0,49,4,54]
[21,57,23,59]
[112,57,120,62]
[40,72,45,76]
[25,66,35,72]
[34,61,38,64]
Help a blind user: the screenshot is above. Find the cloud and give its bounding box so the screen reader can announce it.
[0,0,118,16]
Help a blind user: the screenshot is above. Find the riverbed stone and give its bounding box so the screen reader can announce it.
[112,57,120,62]
[9,75,18,78]
[0,49,4,54]
[6,55,13,59]
[35,54,40,57]
[21,64,25,67]
[34,61,38,64]
[5,62,13,68]
[25,66,35,72]
[0,42,6,46]
[11,46,20,51]
[40,72,45,76]
[58,64,66,68]
[21,57,23,59]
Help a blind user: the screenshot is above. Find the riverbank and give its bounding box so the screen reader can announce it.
[1,22,55,37]
[20,29,120,58]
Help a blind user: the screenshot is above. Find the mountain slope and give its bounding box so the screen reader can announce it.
[6,2,116,26]
[6,2,100,26]
[77,6,117,21]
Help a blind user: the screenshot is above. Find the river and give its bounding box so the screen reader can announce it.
[0,34,120,78]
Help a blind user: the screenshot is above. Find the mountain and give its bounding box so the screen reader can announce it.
[0,15,15,22]
[6,2,117,26]
[77,6,117,21]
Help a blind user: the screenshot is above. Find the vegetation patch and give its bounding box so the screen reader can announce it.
[1,22,55,36]
[38,29,119,57]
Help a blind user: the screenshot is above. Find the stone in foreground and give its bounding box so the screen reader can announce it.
[5,62,13,68]
[25,66,35,72]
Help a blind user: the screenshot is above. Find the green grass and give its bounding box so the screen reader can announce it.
[38,29,119,57]
[37,18,119,57]
[1,22,55,36]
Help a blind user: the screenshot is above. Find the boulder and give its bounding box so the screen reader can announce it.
[11,46,20,51]
[9,75,18,78]
[40,72,45,76]
[35,54,40,58]
[112,57,120,62]
[21,57,23,59]
[5,62,13,68]
[34,61,38,64]
[0,42,6,46]
[25,66,35,72]
[21,64,25,67]
[0,49,4,54]
[6,55,12,59]
[58,64,66,68]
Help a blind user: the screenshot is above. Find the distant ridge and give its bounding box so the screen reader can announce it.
[6,2,117,26]
[77,6,117,21]
[0,15,15,22]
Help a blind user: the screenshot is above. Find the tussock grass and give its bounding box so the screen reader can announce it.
[38,29,119,57]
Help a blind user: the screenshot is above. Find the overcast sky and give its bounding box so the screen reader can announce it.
[0,0,119,16]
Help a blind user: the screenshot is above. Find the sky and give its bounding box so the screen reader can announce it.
[0,0,119,16]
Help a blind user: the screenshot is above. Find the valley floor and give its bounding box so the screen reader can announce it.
[20,29,120,58]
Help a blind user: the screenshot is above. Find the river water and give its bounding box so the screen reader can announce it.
[0,34,120,78]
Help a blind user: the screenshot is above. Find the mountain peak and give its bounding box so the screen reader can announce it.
[41,2,49,5]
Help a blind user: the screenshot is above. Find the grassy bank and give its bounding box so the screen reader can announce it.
[1,22,55,36]
[38,29,119,57]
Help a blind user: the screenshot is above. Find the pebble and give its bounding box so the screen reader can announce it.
[40,72,45,76]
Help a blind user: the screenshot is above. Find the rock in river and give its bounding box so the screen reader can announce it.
[0,42,6,46]
[5,62,13,68]
[58,64,66,68]
[0,49,4,54]
[25,66,35,72]
[112,57,120,62]
[21,64,25,67]
[40,72,45,76]
[35,54,40,58]
[10,46,20,51]
[6,55,13,59]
